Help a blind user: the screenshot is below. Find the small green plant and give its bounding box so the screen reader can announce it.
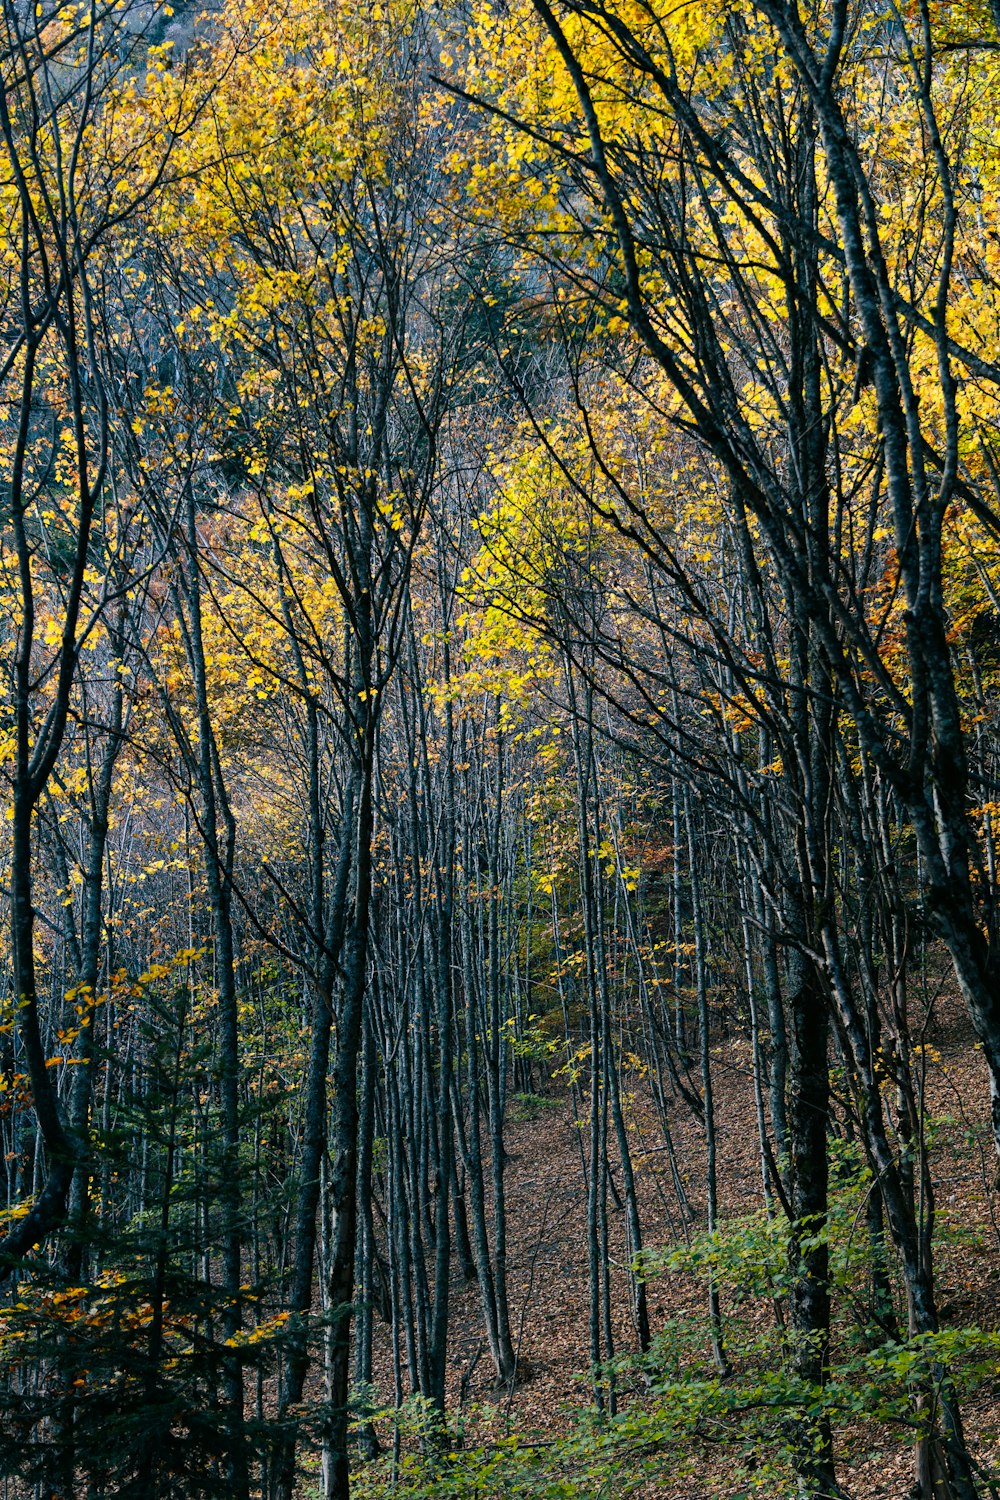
[508,1090,562,1122]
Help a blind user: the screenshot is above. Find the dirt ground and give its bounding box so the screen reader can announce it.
[366,996,1000,1498]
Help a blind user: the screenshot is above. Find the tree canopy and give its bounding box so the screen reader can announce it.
[2,1,1000,1497]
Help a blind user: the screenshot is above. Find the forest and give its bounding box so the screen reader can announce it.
[1,0,1000,1496]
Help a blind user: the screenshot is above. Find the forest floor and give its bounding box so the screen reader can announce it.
[366,996,1000,1498]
